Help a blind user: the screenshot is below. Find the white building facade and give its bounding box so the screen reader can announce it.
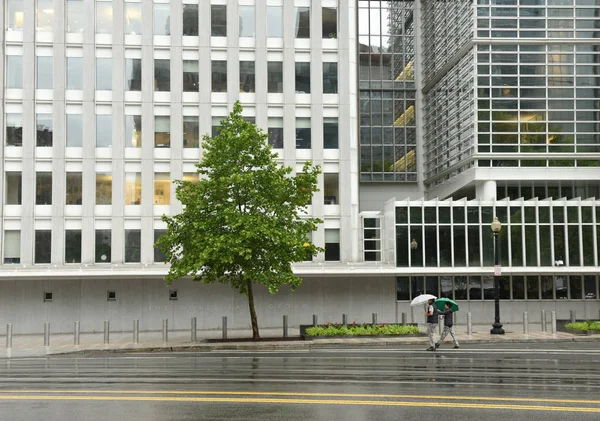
[0,0,598,334]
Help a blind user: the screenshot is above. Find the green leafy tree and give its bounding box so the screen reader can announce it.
[156,101,323,339]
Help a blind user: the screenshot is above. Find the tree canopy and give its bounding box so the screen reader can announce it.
[156,101,323,337]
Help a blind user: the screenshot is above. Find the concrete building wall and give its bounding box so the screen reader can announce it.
[0,276,397,334]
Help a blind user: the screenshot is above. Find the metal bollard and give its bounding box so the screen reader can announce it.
[222,316,227,340]
[541,310,546,332]
[551,311,557,334]
[438,315,443,335]
[467,312,472,335]
[44,322,50,346]
[104,320,110,344]
[523,312,529,334]
[133,319,139,344]
[401,312,407,325]
[342,314,347,325]
[162,319,168,343]
[74,321,80,345]
[312,314,318,327]
[283,315,288,338]
[6,324,12,349]
[372,313,377,325]
[191,317,197,342]
[570,310,576,324]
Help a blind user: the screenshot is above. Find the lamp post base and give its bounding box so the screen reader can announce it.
[490,323,505,335]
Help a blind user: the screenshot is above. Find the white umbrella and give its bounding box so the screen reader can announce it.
[410,294,437,306]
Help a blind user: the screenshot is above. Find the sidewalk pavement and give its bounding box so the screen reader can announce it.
[0,324,598,359]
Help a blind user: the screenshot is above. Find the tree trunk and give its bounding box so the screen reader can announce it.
[246,279,260,339]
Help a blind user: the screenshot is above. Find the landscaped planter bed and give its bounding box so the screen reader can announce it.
[564,321,600,335]
[300,323,424,340]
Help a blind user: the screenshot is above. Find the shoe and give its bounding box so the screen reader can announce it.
[453,345,460,349]
[434,343,440,349]
[426,346,435,351]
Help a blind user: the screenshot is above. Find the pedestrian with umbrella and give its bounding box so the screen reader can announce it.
[410,294,438,351]
[434,298,460,349]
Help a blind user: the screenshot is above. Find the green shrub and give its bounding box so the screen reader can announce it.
[565,321,600,331]
[305,323,421,337]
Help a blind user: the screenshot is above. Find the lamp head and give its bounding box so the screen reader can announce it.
[410,238,418,249]
[491,216,502,233]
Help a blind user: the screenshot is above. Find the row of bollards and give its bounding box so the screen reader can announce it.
[5,309,591,348]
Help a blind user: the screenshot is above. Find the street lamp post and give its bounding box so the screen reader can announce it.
[491,217,505,335]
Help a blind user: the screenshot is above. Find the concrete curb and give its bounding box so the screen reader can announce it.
[50,335,600,356]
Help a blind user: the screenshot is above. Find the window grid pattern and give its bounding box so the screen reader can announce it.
[358,1,417,182]
[395,199,600,269]
[396,274,599,302]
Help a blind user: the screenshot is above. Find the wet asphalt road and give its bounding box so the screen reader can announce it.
[0,343,599,420]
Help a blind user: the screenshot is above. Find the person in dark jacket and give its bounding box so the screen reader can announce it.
[425,298,438,351]
[435,302,459,349]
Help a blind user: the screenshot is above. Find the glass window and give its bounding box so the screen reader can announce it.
[154,59,170,91]
[267,62,283,93]
[324,118,338,149]
[183,116,199,148]
[67,57,83,90]
[125,230,141,263]
[37,0,54,31]
[154,116,170,148]
[65,230,82,263]
[154,173,171,205]
[66,114,83,147]
[67,0,84,33]
[267,6,283,38]
[4,231,21,264]
[183,60,199,92]
[6,56,23,88]
[66,172,83,205]
[126,58,142,91]
[6,113,23,147]
[296,118,311,149]
[36,114,53,147]
[154,229,167,262]
[36,172,52,205]
[454,276,467,300]
[541,275,554,299]
[322,7,337,38]
[211,5,227,37]
[183,4,199,36]
[468,276,482,300]
[396,277,410,301]
[7,0,25,31]
[325,229,340,261]
[125,172,142,205]
[96,1,113,34]
[512,275,525,299]
[37,56,53,89]
[212,61,227,92]
[96,115,112,147]
[324,173,339,205]
[5,172,22,204]
[154,3,170,35]
[584,275,598,300]
[239,6,255,37]
[183,173,199,183]
[268,117,283,149]
[125,115,142,148]
[125,2,142,34]
[96,172,112,205]
[35,230,51,264]
[295,7,310,38]
[212,116,222,138]
[295,62,311,93]
[95,230,111,263]
[569,275,583,300]
[240,61,255,93]
[323,62,338,94]
[96,58,112,90]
